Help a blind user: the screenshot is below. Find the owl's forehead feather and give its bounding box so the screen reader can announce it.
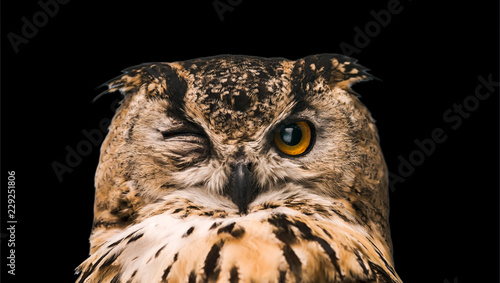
[177,56,295,141]
[180,56,293,109]
[106,54,373,141]
[107,54,373,98]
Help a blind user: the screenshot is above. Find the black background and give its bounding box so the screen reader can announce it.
[1,1,498,282]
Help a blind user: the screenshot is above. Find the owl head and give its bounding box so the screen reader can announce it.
[90,54,391,256]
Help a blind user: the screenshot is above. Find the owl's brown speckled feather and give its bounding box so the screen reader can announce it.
[76,54,402,282]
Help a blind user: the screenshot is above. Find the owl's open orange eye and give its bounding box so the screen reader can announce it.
[273,121,313,156]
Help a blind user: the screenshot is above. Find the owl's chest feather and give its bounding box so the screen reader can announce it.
[77,204,400,283]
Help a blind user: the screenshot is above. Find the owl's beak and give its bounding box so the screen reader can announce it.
[227,162,255,215]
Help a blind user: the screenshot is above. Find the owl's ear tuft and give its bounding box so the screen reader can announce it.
[93,63,183,102]
[328,54,379,89]
[300,54,379,93]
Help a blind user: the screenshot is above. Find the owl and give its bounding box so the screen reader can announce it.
[76,54,402,283]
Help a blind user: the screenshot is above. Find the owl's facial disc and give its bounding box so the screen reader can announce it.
[85,56,400,283]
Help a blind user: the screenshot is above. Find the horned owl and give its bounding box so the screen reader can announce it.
[76,54,402,283]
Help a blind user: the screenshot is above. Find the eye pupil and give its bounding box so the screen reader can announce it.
[281,124,303,146]
[273,121,313,156]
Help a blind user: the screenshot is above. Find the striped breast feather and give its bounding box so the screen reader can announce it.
[76,206,401,283]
